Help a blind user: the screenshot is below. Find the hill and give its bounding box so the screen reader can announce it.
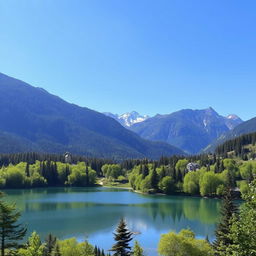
[0,73,184,159]
[204,117,256,153]
[215,131,256,159]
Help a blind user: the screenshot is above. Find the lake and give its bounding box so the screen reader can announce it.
[5,187,221,255]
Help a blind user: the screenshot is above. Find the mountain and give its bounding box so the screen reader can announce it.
[130,107,243,154]
[204,116,256,152]
[104,111,149,127]
[0,72,184,159]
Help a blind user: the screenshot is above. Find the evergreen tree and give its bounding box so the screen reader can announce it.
[110,218,133,256]
[142,165,149,178]
[213,188,238,255]
[43,234,57,256]
[0,195,27,256]
[150,167,159,190]
[25,163,30,177]
[85,165,89,186]
[133,241,144,256]
[52,243,61,256]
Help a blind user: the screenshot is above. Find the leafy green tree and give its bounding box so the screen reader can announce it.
[213,188,238,255]
[0,196,27,256]
[18,232,45,256]
[239,162,256,182]
[199,172,222,196]
[239,180,249,196]
[183,171,200,195]
[140,176,151,193]
[133,241,144,256]
[158,229,213,256]
[158,176,174,194]
[110,218,133,256]
[58,238,94,256]
[175,159,189,181]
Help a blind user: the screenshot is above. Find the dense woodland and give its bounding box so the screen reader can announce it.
[215,131,256,158]
[0,151,255,199]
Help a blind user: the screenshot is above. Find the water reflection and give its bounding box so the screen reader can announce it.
[5,187,220,255]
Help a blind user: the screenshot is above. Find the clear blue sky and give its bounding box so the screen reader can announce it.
[0,0,255,120]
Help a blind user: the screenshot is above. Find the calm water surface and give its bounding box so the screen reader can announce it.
[5,187,221,255]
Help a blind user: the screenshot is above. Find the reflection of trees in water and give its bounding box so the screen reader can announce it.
[182,198,221,224]
[6,189,220,241]
[136,197,220,226]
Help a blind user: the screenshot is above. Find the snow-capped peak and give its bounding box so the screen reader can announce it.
[104,111,149,127]
[226,114,240,120]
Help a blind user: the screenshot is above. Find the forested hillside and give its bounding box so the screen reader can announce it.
[0,73,183,159]
[215,132,256,159]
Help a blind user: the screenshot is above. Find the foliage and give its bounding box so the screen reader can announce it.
[110,218,133,256]
[101,164,123,180]
[0,161,96,189]
[133,241,144,256]
[225,179,256,255]
[158,229,214,256]
[213,188,238,255]
[18,232,45,256]
[0,195,27,256]
[158,176,175,194]
[58,238,94,256]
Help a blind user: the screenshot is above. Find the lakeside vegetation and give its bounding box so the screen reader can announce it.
[0,151,254,200]
[0,179,255,256]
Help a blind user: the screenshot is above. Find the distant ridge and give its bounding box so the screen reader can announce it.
[204,116,256,153]
[129,107,243,154]
[0,72,184,159]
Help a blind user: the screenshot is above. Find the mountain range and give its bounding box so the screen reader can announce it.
[1,72,255,158]
[106,108,243,154]
[0,72,184,159]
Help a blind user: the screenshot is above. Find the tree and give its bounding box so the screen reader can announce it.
[226,179,256,256]
[0,196,27,256]
[18,232,45,256]
[158,176,174,194]
[213,188,238,255]
[199,172,222,196]
[158,229,213,256]
[110,218,133,256]
[52,244,62,256]
[183,171,200,195]
[43,234,57,256]
[149,167,159,190]
[58,238,94,256]
[133,241,144,256]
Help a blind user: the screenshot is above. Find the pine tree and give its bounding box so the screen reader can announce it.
[133,241,144,256]
[110,218,133,256]
[213,188,238,255]
[0,196,27,256]
[52,243,61,256]
[85,165,89,186]
[43,234,57,256]
[25,163,30,177]
[150,167,159,190]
